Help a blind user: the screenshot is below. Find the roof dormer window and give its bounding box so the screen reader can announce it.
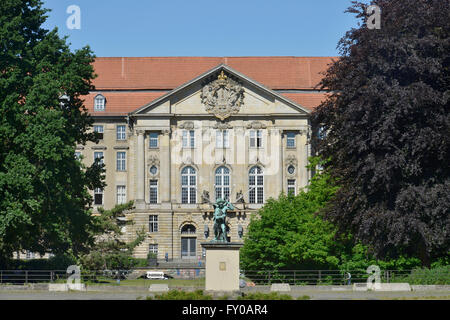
[94,94,106,111]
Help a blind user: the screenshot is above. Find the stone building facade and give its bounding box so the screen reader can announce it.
[79,57,332,262]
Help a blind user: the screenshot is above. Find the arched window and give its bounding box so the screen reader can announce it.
[249,166,263,204]
[94,94,106,111]
[181,224,196,235]
[215,166,230,201]
[181,166,196,204]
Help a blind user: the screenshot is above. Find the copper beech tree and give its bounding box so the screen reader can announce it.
[311,0,449,266]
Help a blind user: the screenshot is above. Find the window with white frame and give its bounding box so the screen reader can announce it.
[149,215,158,232]
[75,151,81,160]
[94,188,103,205]
[287,179,296,196]
[286,132,296,148]
[117,185,126,204]
[249,130,263,148]
[94,125,104,139]
[181,166,196,204]
[116,152,126,171]
[215,166,230,201]
[116,125,126,140]
[94,95,105,111]
[149,244,158,255]
[94,151,104,165]
[249,166,264,204]
[149,179,158,204]
[149,132,159,148]
[182,130,195,148]
[216,130,229,148]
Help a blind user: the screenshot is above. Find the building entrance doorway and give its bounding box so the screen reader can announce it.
[181,224,196,259]
[181,237,196,259]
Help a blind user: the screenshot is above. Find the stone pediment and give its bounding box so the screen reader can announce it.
[130,64,310,117]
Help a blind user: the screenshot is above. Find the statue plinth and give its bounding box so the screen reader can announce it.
[201,242,243,292]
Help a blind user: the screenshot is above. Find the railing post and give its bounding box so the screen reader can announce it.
[294,271,296,284]
[0,270,2,284]
[268,271,271,285]
[318,270,322,283]
[25,271,28,285]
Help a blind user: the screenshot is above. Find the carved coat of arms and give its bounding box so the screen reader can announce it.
[200,71,244,120]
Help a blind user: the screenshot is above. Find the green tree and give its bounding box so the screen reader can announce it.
[0,0,103,264]
[240,157,343,270]
[311,0,449,266]
[79,201,146,270]
[240,158,422,272]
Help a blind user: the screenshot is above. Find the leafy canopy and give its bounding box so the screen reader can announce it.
[0,0,104,262]
[240,158,422,272]
[311,0,449,266]
[240,157,343,270]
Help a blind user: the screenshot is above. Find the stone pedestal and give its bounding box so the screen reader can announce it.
[201,242,243,292]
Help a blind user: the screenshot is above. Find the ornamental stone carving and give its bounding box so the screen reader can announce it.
[246,121,267,130]
[178,121,195,130]
[148,154,160,166]
[200,70,244,120]
[213,121,233,130]
[286,154,297,166]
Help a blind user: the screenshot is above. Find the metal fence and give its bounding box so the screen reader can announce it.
[240,270,419,285]
[0,269,448,285]
[0,268,205,284]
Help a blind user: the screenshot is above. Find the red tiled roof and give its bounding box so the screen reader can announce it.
[92,57,336,90]
[86,57,335,115]
[280,93,330,112]
[84,91,167,115]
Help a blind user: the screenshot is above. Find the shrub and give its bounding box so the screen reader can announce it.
[391,266,450,285]
[238,292,293,300]
[2,254,76,270]
[149,290,213,300]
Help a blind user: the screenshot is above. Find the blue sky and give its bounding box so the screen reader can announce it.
[42,0,360,57]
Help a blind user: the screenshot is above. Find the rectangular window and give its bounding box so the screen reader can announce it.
[117,125,126,140]
[149,179,158,204]
[250,130,263,148]
[75,151,81,160]
[287,179,296,196]
[216,130,229,148]
[94,125,104,139]
[149,244,158,255]
[149,132,159,148]
[149,215,158,232]
[286,132,296,148]
[182,130,195,148]
[117,185,126,204]
[116,152,126,171]
[94,188,103,205]
[94,151,104,165]
[94,97,105,111]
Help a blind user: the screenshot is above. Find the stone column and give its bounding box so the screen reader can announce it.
[160,129,171,205]
[136,129,145,207]
[279,129,284,194]
[301,128,310,187]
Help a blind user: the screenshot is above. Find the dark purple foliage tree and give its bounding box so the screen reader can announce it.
[311,0,449,266]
